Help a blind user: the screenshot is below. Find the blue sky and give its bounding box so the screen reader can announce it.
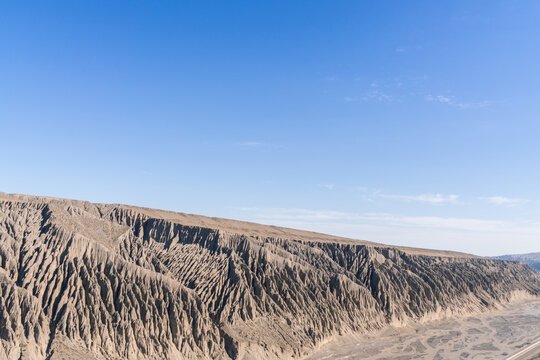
[1,1,540,256]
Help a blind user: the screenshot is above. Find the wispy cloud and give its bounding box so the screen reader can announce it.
[232,207,540,255]
[456,100,491,109]
[479,196,529,206]
[425,94,490,109]
[395,47,405,53]
[235,207,540,235]
[348,75,490,110]
[236,141,263,147]
[348,186,371,192]
[379,193,460,205]
[355,76,418,103]
[320,184,335,191]
[234,141,286,150]
[360,89,393,102]
[347,187,530,208]
[370,213,505,232]
[345,187,460,205]
[237,207,353,222]
[437,95,453,103]
[425,94,453,104]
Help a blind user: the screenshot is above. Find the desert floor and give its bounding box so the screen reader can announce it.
[308,300,540,360]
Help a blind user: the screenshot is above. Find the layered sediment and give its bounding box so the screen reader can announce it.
[0,193,538,359]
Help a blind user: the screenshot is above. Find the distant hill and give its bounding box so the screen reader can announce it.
[491,252,540,271]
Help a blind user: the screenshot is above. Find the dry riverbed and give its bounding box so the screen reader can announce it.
[308,300,540,360]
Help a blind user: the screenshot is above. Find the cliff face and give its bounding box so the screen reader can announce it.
[0,194,539,360]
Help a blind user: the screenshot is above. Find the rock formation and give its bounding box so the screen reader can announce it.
[0,193,539,359]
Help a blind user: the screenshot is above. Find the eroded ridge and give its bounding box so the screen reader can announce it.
[0,193,539,360]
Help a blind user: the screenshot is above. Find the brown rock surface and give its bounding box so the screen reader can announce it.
[0,193,539,359]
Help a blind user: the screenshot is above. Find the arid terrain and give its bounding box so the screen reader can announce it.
[309,299,540,360]
[1,193,539,360]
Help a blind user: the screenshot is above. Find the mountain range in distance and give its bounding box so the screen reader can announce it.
[492,252,540,271]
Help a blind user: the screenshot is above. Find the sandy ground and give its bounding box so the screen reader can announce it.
[308,300,540,360]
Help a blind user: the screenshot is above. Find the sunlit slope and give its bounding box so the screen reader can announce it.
[1,193,539,360]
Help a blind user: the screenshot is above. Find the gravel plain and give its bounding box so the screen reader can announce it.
[308,300,540,360]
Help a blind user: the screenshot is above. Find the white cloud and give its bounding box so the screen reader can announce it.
[425,94,454,104]
[320,184,335,191]
[235,208,524,233]
[425,94,490,109]
[436,95,453,103]
[344,97,353,102]
[379,193,459,205]
[479,196,528,206]
[361,90,393,102]
[345,188,459,205]
[232,207,540,255]
[395,47,405,53]
[364,213,508,232]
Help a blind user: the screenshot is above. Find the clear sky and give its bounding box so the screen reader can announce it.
[1,1,539,256]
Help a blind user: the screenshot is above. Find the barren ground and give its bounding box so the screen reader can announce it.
[308,300,540,360]
[1,193,539,359]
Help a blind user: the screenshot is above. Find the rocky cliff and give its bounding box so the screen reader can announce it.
[0,193,539,360]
